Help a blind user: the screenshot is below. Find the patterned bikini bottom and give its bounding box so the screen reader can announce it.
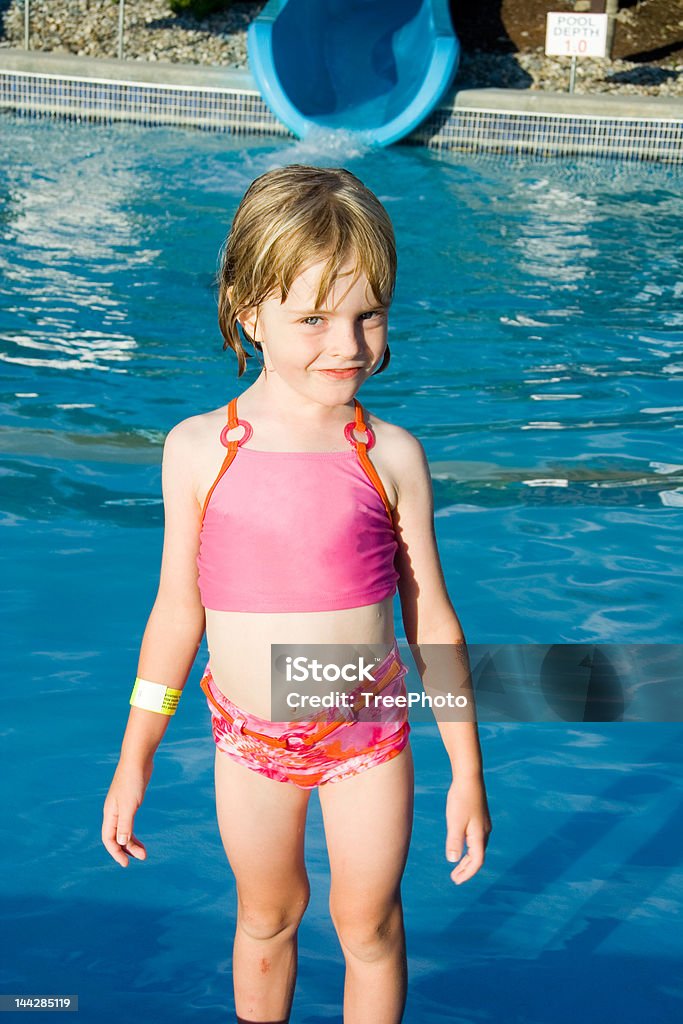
[200,639,411,789]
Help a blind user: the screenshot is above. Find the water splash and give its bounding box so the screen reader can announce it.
[265,124,377,165]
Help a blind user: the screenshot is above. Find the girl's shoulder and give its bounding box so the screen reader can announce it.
[363,408,428,499]
[165,404,227,447]
[162,406,227,476]
[364,407,425,462]
[163,406,231,509]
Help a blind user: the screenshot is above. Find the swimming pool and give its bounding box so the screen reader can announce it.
[1,114,682,1022]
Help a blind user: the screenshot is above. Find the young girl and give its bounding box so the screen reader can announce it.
[102,164,492,1024]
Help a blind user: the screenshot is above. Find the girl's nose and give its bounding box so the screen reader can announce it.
[328,322,365,356]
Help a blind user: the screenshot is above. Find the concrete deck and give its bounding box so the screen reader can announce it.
[1,47,682,120]
[449,85,683,121]
[0,46,259,91]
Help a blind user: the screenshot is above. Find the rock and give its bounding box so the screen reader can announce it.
[1,0,680,96]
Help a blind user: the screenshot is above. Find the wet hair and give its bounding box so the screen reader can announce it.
[216,164,396,377]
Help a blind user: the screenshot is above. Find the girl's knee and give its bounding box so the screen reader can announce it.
[237,886,310,942]
[329,896,404,964]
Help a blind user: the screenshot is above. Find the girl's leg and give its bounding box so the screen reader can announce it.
[318,743,414,1024]
[214,749,312,1023]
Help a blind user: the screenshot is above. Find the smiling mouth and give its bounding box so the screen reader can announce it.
[318,368,362,378]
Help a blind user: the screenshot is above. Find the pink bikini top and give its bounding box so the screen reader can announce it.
[196,397,400,613]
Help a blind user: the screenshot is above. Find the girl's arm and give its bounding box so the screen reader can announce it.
[118,419,206,769]
[103,421,206,867]
[391,428,492,883]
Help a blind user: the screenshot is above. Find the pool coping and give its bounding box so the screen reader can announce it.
[1,47,682,162]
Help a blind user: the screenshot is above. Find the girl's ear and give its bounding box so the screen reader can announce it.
[239,306,259,344]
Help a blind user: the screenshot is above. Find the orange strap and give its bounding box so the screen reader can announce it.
[199,397,240,528]
[351,399,394,524]
[200,397,394,528]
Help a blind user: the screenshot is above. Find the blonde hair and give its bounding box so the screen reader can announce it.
[216,164,397,377]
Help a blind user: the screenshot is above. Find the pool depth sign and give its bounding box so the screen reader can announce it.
[545,12,608,93]
[545,12,608,58]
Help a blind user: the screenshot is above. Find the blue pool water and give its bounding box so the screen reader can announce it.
[1,114,682,1022]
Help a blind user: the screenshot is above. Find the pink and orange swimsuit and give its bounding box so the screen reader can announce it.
[196,396,410,788]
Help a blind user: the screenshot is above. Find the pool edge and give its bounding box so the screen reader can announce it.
[1,48,681,162]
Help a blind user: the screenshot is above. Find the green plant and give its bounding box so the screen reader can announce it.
[167,0,237,19]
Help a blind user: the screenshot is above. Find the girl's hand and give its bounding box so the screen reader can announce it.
[101,761,153,868]
[445,774,492,886]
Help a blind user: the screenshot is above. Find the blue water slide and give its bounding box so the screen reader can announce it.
[247,0,460,147]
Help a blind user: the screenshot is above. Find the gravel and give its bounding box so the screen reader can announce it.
[1,0,267,67]
[1,0,682,98]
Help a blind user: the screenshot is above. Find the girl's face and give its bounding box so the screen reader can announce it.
[240,257,389,404]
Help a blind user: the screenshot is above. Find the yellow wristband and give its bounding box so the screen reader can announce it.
[130,677,182,716]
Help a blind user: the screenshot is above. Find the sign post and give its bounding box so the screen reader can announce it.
[545,12,609,93]
[118,0,125,60]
